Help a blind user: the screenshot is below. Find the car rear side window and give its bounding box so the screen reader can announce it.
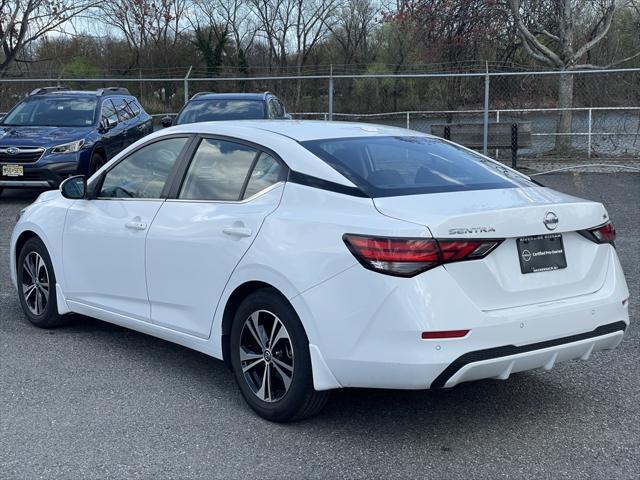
[113,98,134,122]
[99,137,188,199]
[179,139,257,201]
[302,136,536,197]
[128,99,141,116]
[267,99,284,118]
[243,153,286,199]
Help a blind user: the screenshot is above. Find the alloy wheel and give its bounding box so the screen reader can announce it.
[22,251,49,316]
[239,310,294,403]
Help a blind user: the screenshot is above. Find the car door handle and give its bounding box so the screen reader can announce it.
[125,220,147,231]
[223,226,253,237]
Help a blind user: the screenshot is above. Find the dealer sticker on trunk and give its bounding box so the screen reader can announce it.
[516,233,567,274]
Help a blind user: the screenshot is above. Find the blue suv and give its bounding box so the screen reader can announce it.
[0,87,152,195]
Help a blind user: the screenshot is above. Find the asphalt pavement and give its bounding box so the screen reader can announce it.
[1,173,638,479]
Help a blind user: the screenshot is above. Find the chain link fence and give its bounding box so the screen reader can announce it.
[1,68,639,159]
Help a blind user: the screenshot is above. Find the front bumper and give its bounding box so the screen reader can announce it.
[1,156,80,189]
[293,246,630,390]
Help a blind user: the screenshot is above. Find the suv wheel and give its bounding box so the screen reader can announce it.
[230,289,330,422]
[17,237,69,328]
[88,151,106,176]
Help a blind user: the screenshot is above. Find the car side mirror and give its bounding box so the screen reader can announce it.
[161,115,173,128]
[60,175,87,199]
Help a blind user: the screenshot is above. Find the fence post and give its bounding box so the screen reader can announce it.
[483,62,490,156]
[184,66,193,105]
[511,123,519,169]
[328,64,334,121]
[587,108,592,158]
[406,111,410,129]
[495,111,500,159]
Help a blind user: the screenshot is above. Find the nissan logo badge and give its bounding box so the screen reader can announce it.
[543,211,559,231]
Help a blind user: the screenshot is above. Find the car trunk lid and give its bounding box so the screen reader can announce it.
[373,187,611,310]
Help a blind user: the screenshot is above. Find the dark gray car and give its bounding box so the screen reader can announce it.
[161,92,290,127]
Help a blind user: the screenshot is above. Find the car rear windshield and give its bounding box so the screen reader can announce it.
[176,99,265,124]
[302,136,536,197]
[1,97,97,127]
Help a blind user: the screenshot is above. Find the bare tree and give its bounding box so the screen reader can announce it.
[101,0,189,70]
[329,0,379,66]
[191,0,259,74]
[0,0,98,75]
[508,0,640,152]
[249,0,294,71]
[250,0,341,107]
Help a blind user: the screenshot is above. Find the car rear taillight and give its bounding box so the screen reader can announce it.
[579,221,616,244]
[343,234,502,277]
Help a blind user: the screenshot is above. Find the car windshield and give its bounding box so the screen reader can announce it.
[176,99,264,124]
[1,96,98,127]
[302,136,536,197]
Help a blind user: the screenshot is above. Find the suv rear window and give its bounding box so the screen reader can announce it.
[176,100,265,124]
[302,136,535,197]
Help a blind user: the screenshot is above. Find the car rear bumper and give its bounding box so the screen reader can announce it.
[294,246,630,390]
[431,321,626,388]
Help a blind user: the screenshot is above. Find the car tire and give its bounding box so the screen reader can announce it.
[17,237,69,328]
[230,289,330,422]
[88,151,106,176]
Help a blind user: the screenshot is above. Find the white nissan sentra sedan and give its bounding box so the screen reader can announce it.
[10,121,630,421]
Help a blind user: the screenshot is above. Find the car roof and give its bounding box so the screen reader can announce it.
[27,89,134,99]
[167,120,429,142]
[189,93,269,101]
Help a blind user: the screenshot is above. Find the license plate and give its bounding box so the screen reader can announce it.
[516,233,567,274]
[2,164,23,177]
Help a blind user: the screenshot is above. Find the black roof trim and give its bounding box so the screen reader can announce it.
[288,170,368,198]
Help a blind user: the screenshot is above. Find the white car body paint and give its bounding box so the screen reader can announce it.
[10,120,630,393]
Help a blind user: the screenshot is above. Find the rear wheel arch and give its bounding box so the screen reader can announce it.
[221,281,294,369]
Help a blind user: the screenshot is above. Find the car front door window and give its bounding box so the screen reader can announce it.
[100,100,118,126]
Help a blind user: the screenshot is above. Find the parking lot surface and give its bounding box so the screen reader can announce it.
[1,173,638,479]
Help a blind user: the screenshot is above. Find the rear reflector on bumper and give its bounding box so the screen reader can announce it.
[422,330,470,339]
